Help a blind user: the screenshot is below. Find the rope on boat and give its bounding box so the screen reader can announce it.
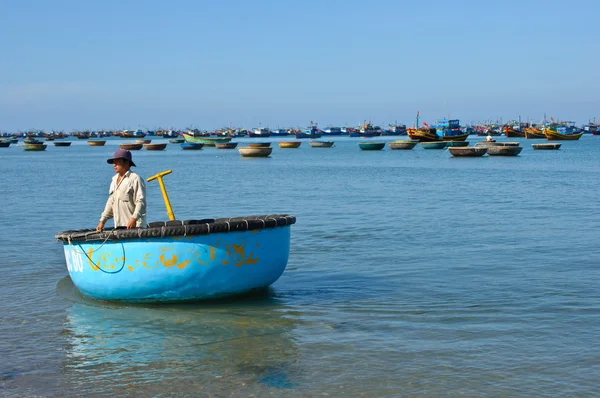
[78,241,126,274]
[67,229,126,274]
[67,228,115,253]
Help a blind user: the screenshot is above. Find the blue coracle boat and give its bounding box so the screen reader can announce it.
[55,215,296,303]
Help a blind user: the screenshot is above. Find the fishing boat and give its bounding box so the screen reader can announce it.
[169,138,185,144]
[448,146,487,157]
[439,119,469,141]
[524,126,545,139]
[53,141,72,147]
[296,124,322,139]
[0,141,10,148]
[73,132,91,139]
[358,142,385,150]
[407,126,440,142]
[388,140,418,150]
[121,130,147,138]
[238,147,273,157]
[322,127,343,135]
[181,142,204,150]
[382,124,407,136]
[543,128,584,141]
[349,123,380,138]
[532,143,561,150]
[248,128,271,138]
[119,143,143,150]
[55,170,295,303]
[278,141,302,148]
[248,142,271,148]
[182,133,232,146]
[309,141,334,148]
[144,143,167,151]
[87,140,106,146]
[215,142,238,149]
[22,143,47,151]
[420,141,446,149]
[487,145,523,156]
[503,125,525,138]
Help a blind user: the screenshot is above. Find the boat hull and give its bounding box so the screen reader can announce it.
[407,129,440,142]
[60,227,291,303]
[442,133,469,142]
[544,130,584,141]
[524,129,545,139]
[183,133,232,146]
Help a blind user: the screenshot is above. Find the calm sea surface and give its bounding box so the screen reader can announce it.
[0,135,599,397]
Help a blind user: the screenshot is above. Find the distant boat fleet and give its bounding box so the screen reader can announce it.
[1,118,598,147]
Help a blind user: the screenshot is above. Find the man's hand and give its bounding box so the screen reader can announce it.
[96,221,105,231]
[126,218,137,229]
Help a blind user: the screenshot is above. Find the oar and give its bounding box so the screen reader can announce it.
[147,170,175,221]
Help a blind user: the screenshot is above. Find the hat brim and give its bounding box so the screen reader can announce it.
[107,157,136,167]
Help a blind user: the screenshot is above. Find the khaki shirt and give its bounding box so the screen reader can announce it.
[100,171,147,228]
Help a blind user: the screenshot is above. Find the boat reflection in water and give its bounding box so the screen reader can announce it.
[57,277,299,395]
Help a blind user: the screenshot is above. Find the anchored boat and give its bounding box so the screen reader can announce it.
[55,170,296,303]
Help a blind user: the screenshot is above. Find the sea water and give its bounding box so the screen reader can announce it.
[0,136,599,396]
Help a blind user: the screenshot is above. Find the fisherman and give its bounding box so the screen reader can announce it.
[96,149,147,230]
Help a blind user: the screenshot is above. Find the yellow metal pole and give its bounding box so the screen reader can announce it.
[147,170,175,221]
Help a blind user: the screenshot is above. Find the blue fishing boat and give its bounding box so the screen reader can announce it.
[382,124,407,136]
[55,170,296,303]
[296,123,322,139]
[322,127,343,135]
[249,128,271,138]
[181,142,204,150]
[350,123,381,137]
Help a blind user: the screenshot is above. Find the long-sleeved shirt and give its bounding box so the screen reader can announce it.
[99,171,147,228]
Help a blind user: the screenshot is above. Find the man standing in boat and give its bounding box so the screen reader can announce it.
[96,149,147,230]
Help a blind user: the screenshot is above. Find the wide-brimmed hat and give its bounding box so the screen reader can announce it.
[107,149,136,167]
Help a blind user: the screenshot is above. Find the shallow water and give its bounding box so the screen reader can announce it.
[1,135,599,396]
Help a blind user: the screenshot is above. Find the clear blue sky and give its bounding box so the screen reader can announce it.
[1,0,598,131]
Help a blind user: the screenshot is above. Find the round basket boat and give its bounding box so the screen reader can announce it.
[487,145,523,156]
[169,138,184,144]
[144,143,167,151]
[0,141,11,148]
[278,141,302,148]
[359,142,385,150]
[22,143,47,151]
[388,140,418,150]
[181,142,204,150]
[215,142,238,149]
[309,141,334,148]
[532,143,561,150]
[248,142,271,148]
[87,140,106,146]
[55,214,296,303]
[136,139,152,144]
[53,141,72,147]
[119,143,143,150]
[239,146,273,157]
[420,141,447,149]
[449,146,487,157]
